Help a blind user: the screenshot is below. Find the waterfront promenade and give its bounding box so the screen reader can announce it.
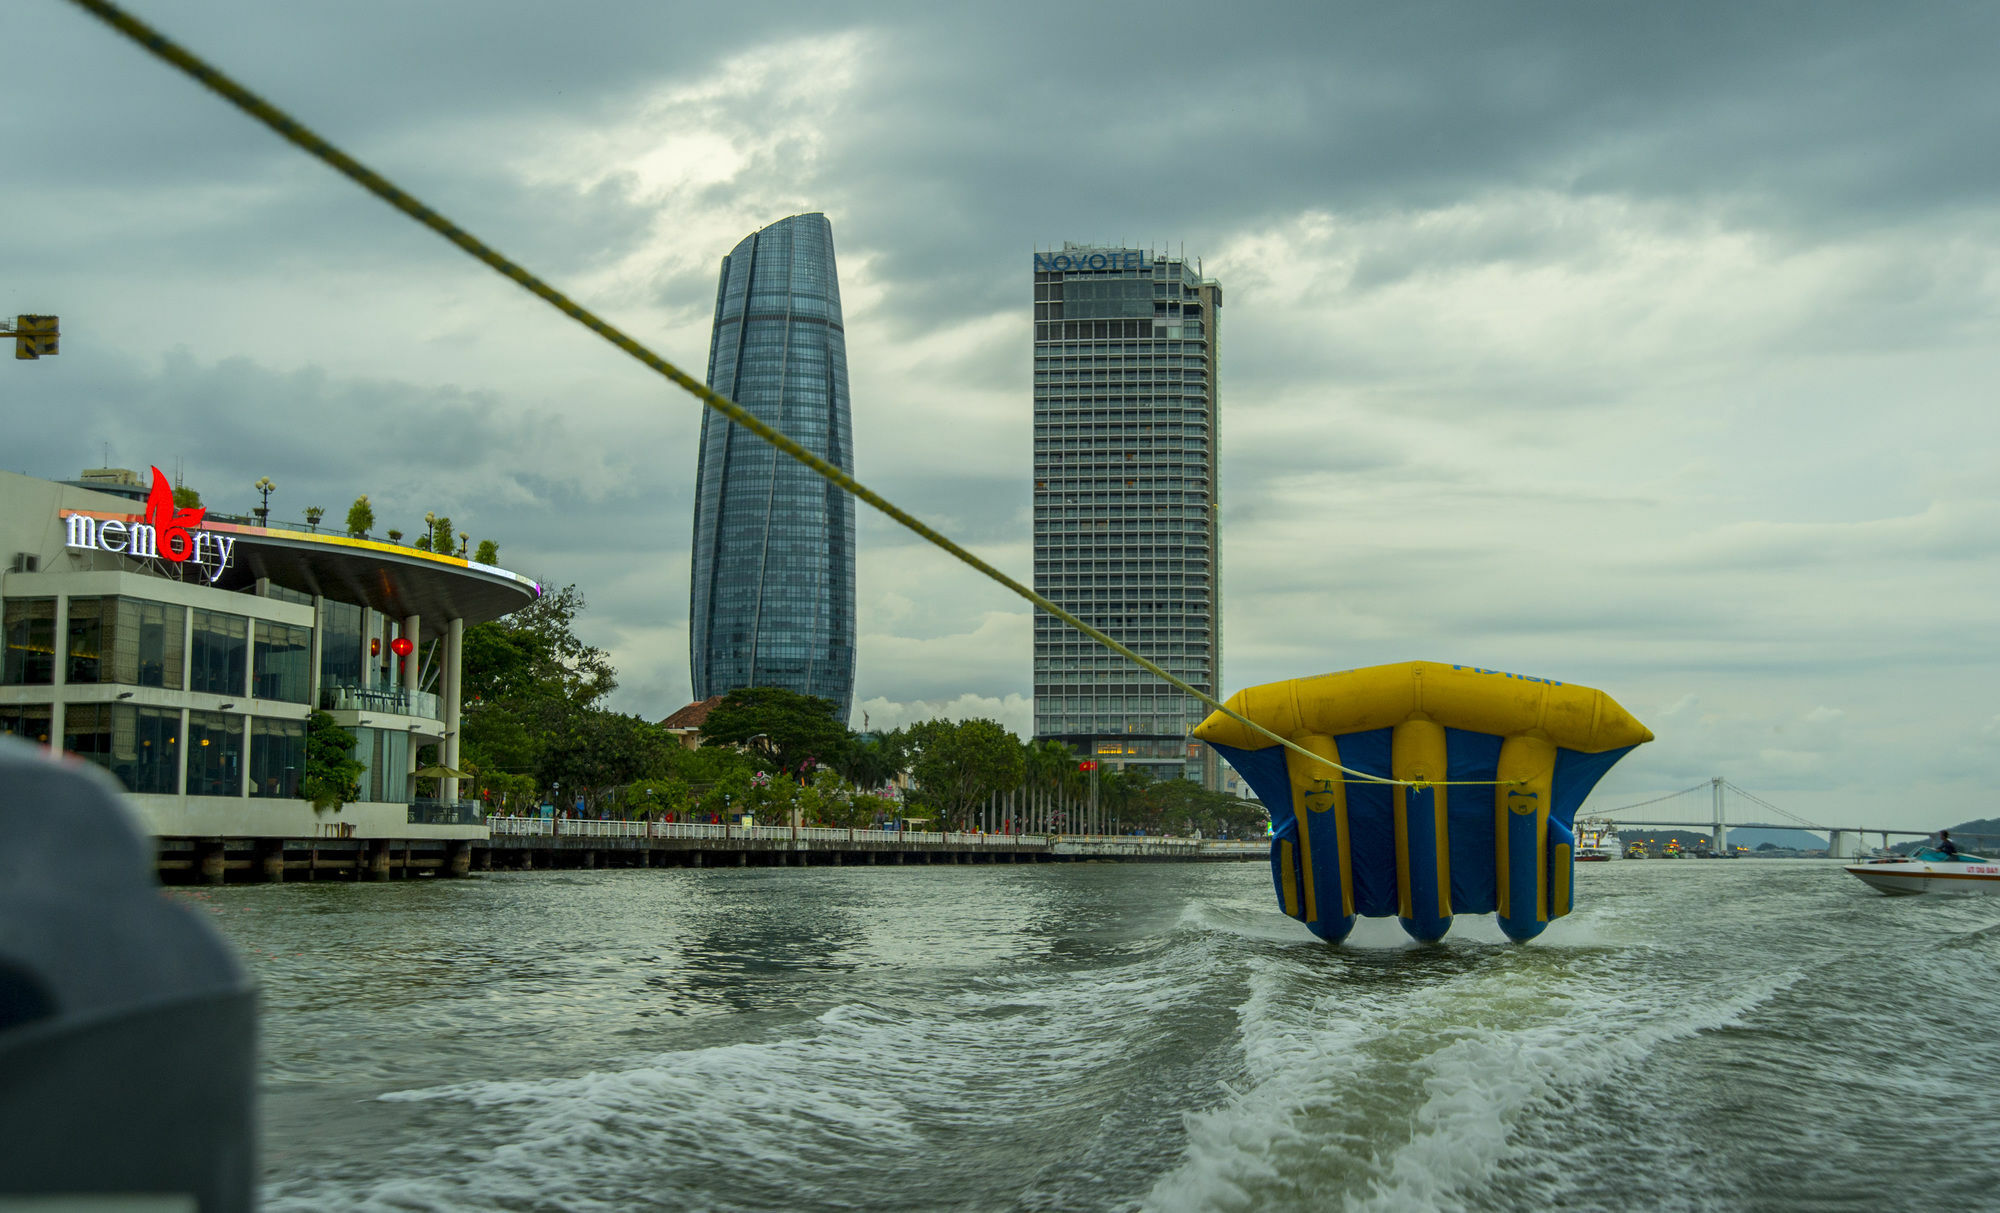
[153,817,1266,883]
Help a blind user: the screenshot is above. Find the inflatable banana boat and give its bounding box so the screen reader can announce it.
[1195,662,1653,943]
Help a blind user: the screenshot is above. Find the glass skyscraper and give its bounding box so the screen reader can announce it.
[1031,245,1222,788]
[690,213,856,717]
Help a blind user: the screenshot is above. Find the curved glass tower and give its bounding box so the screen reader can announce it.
[690,213,856,717]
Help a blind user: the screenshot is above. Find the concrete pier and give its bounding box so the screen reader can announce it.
[147,823,1264,884]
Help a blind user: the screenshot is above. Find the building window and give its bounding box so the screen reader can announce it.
[2,598,55,685]
[351,726,412,803]
[69,703,181,795]
[190,610,249,697]
[250,717,306,799]
[64,596,103,684]
[0,702,52,745]
[253,620,313,704]
[187,710,243,797]
[66,597,186,688]
[318,599,363,690]
[63,702,110,768]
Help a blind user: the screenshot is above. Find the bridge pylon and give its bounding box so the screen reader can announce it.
[1711,776,1725,855]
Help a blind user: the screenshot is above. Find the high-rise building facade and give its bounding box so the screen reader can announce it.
[1031,245,1222,787]
[690,213,856,717]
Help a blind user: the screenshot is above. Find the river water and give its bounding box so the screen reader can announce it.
[178,858,2000,1211]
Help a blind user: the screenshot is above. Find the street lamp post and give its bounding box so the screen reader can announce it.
[253,477,276,527]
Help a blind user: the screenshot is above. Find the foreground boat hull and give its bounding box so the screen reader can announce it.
[1846,860,2000,896]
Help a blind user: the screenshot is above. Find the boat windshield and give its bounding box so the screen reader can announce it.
[1916,848,1987,863]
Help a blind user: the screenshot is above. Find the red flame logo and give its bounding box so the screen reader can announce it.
[145,466,207,563]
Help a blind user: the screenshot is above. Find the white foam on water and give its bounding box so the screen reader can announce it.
[1143,939,1805,1213]
[1349,974,1794,1213]
[1176,900,1328,946]
[268,933,1232,1212]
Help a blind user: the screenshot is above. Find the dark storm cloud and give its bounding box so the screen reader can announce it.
[24,2,1991,327]
[811,2,2000,332]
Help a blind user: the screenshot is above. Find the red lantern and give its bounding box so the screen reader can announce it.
[370,638,381,657]
[390,636,414,657]
[1079,760,1097,772]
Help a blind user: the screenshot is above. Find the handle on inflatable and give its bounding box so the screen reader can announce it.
[1495,734,1556,942]
[1393,719,1452,942]
[1282,733,1356,942]
[1546,818,1575,920]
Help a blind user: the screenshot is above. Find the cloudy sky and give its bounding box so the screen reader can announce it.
[5,1,1998,831]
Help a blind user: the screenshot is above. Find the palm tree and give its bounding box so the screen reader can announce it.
[1103,764,1154,834]
[1022,738,1081,833]
[840,728,907,794]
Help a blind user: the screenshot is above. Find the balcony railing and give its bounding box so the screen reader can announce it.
[409,799,484,825]
[322,683,441,720]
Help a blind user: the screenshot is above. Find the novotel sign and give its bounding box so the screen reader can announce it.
[1034,249,1147,273]
[62,465,236,583]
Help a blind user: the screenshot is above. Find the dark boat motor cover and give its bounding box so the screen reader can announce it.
[0,736,257,1212]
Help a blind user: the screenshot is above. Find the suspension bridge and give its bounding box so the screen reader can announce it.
[1590,778,1982,857]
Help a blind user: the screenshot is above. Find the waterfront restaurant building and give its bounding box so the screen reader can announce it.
[0,468,540,841]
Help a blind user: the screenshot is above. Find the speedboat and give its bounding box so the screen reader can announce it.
[1845,849,2000,896]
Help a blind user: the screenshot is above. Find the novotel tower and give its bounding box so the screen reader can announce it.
[689,213,856,717]
[1032,245,1222,788]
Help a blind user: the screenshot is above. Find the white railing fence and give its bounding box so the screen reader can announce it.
[482,816,1262,853]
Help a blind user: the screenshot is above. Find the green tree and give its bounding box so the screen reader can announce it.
[696,767,754,821]
[457,585,621,802]
[661,737,760,784]
[700,686,853,775]
[853,792,900,828]
[476,769,538,816]
[540,711,673,808]
[172,485,202,509]
[298,711,364,812]
[1025,738,1084,796]
[799,766,870,826]
[623,776,692,819]
[907,718,1025,830]
[1101,764,1152,832]
[840,727,909,792]
[474,539,499,564]
[303,506,325,532]
[345,495,375,537]
[1124,775,1269,838]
